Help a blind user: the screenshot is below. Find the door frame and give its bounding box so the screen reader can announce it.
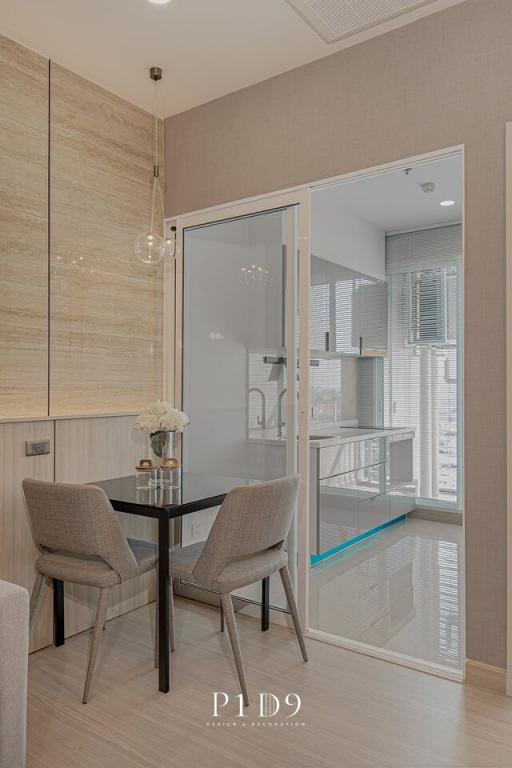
[168,190,311,625]
[165,143,465,680]
[506,123,512,695]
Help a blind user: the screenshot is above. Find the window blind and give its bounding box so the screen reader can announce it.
[384,225,462,506]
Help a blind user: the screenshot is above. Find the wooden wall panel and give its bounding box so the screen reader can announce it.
[54,416,157,638]
[0,36,49,418]
[49,64,164,416]
[0,421,55,652]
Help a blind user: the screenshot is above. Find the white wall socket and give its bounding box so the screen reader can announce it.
[191,523,202,540]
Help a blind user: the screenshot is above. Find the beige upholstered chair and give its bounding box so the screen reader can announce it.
[22,479,158,703]
[169,475,308,705]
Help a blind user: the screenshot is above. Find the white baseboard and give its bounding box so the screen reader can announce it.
[410,507,463,524]
[465,659,506,693]
[306,628,463,682]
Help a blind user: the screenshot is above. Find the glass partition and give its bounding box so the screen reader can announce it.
[307,153,464,674]
[180,207,299,610]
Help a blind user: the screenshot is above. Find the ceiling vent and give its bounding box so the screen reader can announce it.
[285,0,442,44]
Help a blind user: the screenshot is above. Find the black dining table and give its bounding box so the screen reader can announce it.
[51,472,269,694]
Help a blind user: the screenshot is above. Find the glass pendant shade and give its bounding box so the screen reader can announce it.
[135,66,173,265]
[161,236,176,260]
[134,232,165,265]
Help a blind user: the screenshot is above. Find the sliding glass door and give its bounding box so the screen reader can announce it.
[175,199,308,612]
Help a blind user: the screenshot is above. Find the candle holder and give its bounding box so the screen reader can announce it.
[159,456,181,489]
[135,458,158,490]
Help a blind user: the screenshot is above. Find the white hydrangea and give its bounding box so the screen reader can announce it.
[134,401,190,433]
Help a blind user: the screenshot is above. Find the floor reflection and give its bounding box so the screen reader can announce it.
[309,518,462,670]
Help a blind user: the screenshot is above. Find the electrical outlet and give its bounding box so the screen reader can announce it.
[191,523,202,540]
[25,440,50,456]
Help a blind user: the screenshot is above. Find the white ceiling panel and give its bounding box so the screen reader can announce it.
[0,0,466,116]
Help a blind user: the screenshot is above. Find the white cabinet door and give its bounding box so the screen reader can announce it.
[358,277,388,354]
[318,471,359,555]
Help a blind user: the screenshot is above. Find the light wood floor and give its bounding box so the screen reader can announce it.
[28,598,512,768]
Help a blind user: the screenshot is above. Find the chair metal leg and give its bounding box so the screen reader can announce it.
[53,578,65,647]
[155,570,175,668]
[220,599,224,632]
[82,587,111,704]
[220,593,249,707]
[29,572,45,628]
[279,565,308,662]
[169,577,175,653]
[154,571,159,668]
[261,577,270,631]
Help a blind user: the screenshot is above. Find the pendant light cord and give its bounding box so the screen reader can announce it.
[149,77,166,237]
[149,79,158,235]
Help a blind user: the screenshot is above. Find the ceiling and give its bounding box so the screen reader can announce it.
[312,154,463,233]
[0,0,465,117]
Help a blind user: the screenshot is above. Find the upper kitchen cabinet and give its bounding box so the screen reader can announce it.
[310,256,388,357]
[353,276,388,355]
[334,263,361,356]
[310,255,330,351]
[310,184,387,358]
[0,37,49,418]
[49,65,164,416]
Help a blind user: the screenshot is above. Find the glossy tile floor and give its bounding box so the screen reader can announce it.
[309,518,463,671]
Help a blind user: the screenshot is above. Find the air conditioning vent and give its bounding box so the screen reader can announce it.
[285,0,441,43]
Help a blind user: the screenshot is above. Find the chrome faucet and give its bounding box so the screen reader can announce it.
[277,388,287,438]
[249,387,266,429]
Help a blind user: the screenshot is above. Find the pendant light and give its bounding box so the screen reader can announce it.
[134,66,175,264]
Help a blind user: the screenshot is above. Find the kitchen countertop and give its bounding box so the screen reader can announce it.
[249,425,415,448]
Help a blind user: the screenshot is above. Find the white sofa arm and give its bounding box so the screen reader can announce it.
[0,580,29,768]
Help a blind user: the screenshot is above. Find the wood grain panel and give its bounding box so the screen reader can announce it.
[0,36,48,418]
[0,421,55,652]
[50,64,163,416]
[28,600,512,768]
[54,416,157,638]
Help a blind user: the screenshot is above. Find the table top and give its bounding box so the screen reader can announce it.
[93,472,255,518]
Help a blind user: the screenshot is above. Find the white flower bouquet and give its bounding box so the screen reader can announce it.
[135,401,190,434]
[135,401,190,460]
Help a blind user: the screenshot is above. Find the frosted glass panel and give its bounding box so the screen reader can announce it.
[182,209,297,609]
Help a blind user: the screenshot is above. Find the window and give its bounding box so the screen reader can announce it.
[384,225,462,507]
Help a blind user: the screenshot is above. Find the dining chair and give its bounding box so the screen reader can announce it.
[22,479,158,703]
[167,475,308,706]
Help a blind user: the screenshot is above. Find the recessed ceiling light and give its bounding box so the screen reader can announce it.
[148,0,171,4]
[440,200,455,207]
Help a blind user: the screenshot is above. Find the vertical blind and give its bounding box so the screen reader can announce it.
[384,224,462,506]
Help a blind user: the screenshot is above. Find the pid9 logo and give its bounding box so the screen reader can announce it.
[212,691,302,718]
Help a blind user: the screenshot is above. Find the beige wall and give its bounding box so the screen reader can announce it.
[164,0,512,668]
